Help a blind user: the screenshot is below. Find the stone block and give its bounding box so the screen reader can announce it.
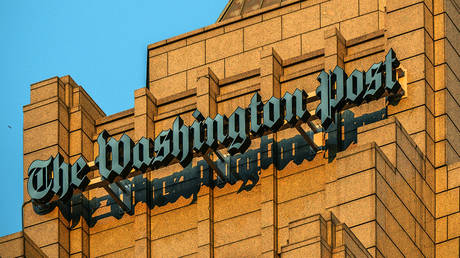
[396,146,417,189]
[349,221,376,248]
[288,215,324,244]
[89,213,134,235]
[261,202,275,228]
[41,243,68,258]
[262,35,301,60]
[0,235,23,257]
[392,106,427,135]
[225,15,262,33]
[447,212,460,239]
[426,208,436,241]
[278,166,326,203]
[214,235,261,257]
[386,4,425,38]
[70,229,82,254]
[213,185,260,222]
[436,238,459,257]
[262,1,300,20]
[244,17,281,50]
[358,121,396,147]
[24,101,60,130]
[384,204,423,256]
[148,53,167,81]
[445,40,460,82]
[134,88,156,118]
[380,143,397,167]
[340,11,379,40]
[436,167,448,194]
[197,219,211,247]
[134,214,148,240]
[102,247,135,257]
[150,204,197,240]
[388,29,427,61]
[187,61,224,90]
[301,28,326,54]
[376,223,405,257]
[326,169,376,207]
[397,128,425,173]
[448,165,460,189]
[359,0,379,14]
[336,146,376,178]
[415,221,435,257]
[24,219,59,247]
[278,192,323,228]
[168,41,205,74]
[206,29,243,63]
[436,216,447,242]
[446,16,460,54]
[30,77,64,104]
[320,0,359,27]
[387,0,433,12]
[344,52,384,76]
[149,71,186,99]
[282,5,320,39]
[436,187,459,217]
[187,29,224,47]
[376,172,417,241]
[329,195,376,228]
[148,39,186,57]
[24,121,60,154]
[213,211,260,247]
[224,49,260,77]
[90,223,135,257]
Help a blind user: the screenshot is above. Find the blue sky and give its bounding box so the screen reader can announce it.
[0,0,228,237]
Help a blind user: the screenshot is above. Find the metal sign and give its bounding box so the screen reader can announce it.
[27,49,403,211]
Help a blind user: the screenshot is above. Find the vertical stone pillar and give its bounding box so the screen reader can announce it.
[260,48,283,101]
[433,0,460,257]
[259,48,283,257]
[133,88,157,257]
[324,28,346,71]
[23,76,70,257]
[433,0,460,168]
[195,67,219,257]
[23,75,104,257]
[65,76,105,258]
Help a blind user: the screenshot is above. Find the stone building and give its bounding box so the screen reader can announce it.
[0,0,459,257]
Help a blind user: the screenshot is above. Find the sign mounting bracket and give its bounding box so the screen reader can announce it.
[103,182,133,215]
[213,149,226,162]
[295,123,319,152]
[202,149,226,180]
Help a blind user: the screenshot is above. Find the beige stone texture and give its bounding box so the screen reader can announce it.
[149,71,187,99]
[148,53,167,81]
[436,238,459,257]
[282,5,320,39]
[168,41,205,75]
[206,29,243,63]
[225,48,260,77]
[244,17,281,50]
[320,0,359,27]
[359,0,379,14]
[340,11,380,40]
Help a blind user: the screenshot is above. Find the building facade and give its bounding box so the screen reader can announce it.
[1,0,459,257]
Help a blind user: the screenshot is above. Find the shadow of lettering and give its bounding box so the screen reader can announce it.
[36,108,386,228]
[326,108,387,161]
